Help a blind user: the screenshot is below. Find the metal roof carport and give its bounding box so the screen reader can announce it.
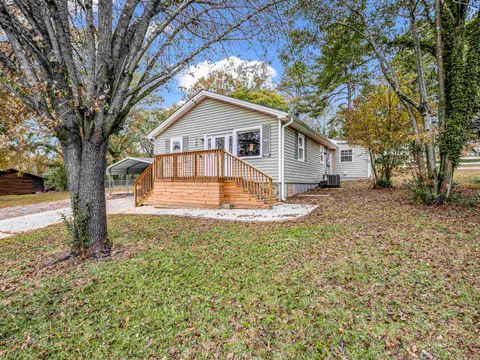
[105,157,153,194]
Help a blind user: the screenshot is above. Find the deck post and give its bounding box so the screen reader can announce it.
[269,179,273,207]
[194,154,198,179]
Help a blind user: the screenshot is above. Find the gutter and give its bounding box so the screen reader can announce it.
[280,115,294,201]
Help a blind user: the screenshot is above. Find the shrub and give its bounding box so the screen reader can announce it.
[44,163,68,191]
[447,191,480,208]
[374,177,392,189]
[61,194,91,254]
[404,179,440,205]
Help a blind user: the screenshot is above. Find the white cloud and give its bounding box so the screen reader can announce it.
[177,56,277,91]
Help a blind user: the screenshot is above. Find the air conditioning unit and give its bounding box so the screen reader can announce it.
[326,174,341,188]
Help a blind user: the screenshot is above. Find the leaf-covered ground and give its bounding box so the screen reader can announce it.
[0,181,479,359]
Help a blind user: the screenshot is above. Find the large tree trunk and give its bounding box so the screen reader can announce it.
[61,127,110,256]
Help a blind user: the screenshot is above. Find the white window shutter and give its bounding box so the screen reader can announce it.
[165,138,170,153]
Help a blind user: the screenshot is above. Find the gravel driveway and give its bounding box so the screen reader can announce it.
[0,199,71,220]
[0,196,134,239]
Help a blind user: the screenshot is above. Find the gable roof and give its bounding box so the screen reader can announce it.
[148,90,337,150]
[0,168,44,180]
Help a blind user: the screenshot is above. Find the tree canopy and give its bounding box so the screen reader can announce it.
[344,84,412,187]
[0,0,283,256]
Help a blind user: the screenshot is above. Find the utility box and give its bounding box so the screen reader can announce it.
[326,174,341,188]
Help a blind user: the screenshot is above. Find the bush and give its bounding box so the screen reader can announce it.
[44,163,68,191]
[374,177,392,188]
[404,179,440,205]
[447,191,480,208]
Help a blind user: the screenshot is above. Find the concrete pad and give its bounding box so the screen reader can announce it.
[124,203,318,222]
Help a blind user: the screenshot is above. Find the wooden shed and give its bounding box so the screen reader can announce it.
[0,169,45,195]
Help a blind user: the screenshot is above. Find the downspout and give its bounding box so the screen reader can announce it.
[280,115,294,201]
[277,119,282,200]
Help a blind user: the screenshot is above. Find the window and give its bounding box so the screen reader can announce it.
[170,137,182,153]
[297,133,305,162]
[340,149,353,162]
[236,128,261,157]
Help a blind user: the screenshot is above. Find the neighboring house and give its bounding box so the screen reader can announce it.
[0,169,44,195]
[108,90,371,209]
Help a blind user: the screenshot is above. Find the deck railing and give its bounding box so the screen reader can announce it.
[152,149,274,206]
[133,163,153,207]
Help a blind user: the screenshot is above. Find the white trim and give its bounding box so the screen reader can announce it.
[277,119,282,193]
[170,136,183,153]
[204,132,232,151]
[339,149,354,163]
[281,116,294,200]
[297,133,306,162]
[233,125,263,159]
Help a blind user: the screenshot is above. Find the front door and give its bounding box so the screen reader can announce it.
[205,134,232,177]
[206,134,232,152]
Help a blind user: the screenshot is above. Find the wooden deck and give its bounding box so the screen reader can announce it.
[134,149,274,208]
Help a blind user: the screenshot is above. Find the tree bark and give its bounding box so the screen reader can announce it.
[61,125,110,256]
[409,0,440,197]
[402,100,426,181]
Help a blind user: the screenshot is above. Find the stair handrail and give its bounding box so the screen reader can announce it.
[223,151,273,207]
[133,163,154,207]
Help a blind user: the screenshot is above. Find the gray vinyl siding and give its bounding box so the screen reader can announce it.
[333,143,371,179]
[283,127,326,184]
[154,98,280,181]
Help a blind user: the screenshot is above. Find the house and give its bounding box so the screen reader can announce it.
[330,140,372,180]
[108,90,371,209]
[0,169,44,195]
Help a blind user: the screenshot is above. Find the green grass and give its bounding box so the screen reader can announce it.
[0,192,69,209]
[0,183,479,358]
[459,157,480,163]
[454,169,480,189]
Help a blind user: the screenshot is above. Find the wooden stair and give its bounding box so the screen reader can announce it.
[223,181,269,209]
[133,163,154,207]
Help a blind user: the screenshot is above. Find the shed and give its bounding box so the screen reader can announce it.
[0,169,45,195]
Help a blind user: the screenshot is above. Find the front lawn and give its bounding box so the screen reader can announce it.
[0,191,70,209]
[0,182,478,358]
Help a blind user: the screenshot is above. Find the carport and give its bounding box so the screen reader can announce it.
[106,157,153,195]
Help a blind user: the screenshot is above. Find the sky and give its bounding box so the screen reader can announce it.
[160,40,286,108]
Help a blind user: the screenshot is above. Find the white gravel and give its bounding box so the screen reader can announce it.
[0,197,134,239]
[124,203,318,222]
[0,198,317,239]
